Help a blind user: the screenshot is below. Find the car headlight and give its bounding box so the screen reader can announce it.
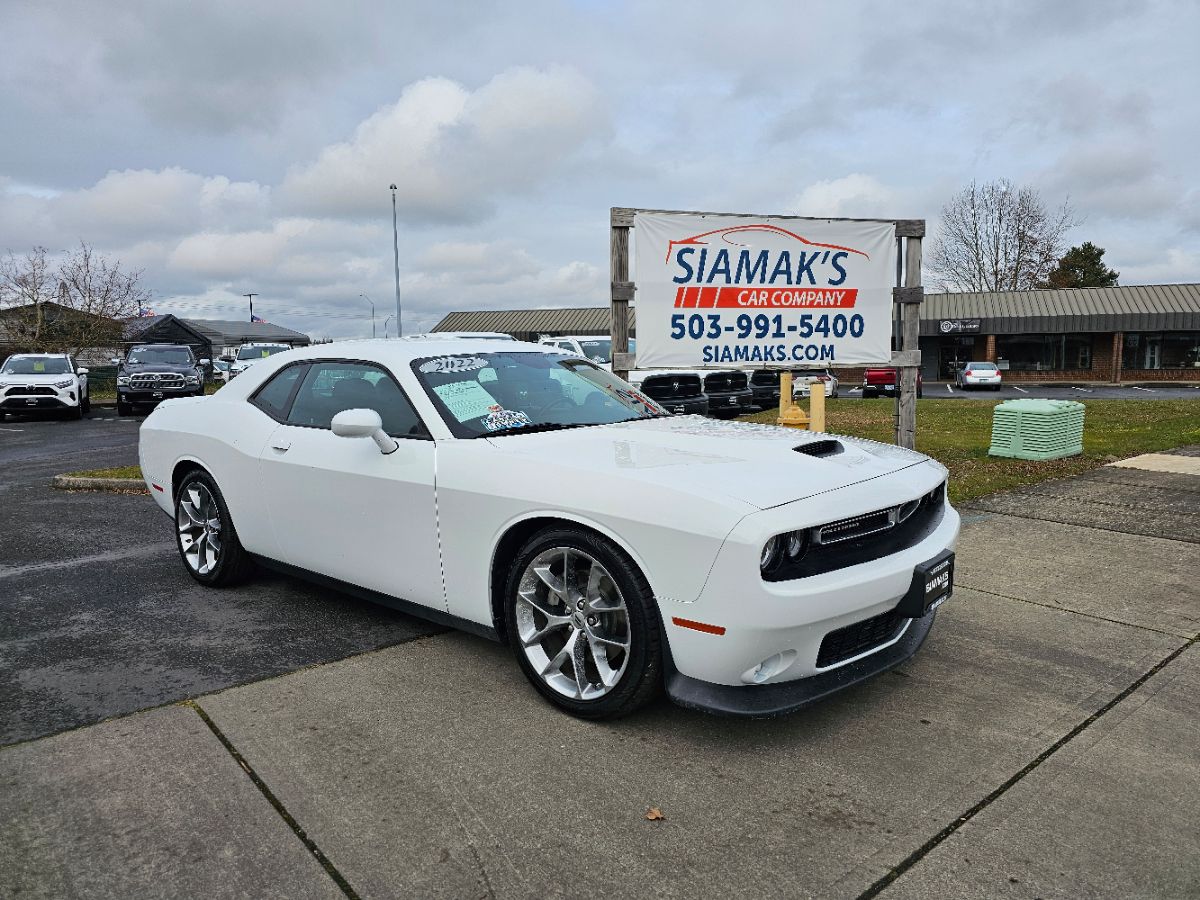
[760,529,809,577]
[53,379,73,389]
[185,375,199,384]
[117,376,130,386]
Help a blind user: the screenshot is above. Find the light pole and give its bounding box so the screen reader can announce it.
[389,183,402,337]
[382,315,394,339]
[359,293,375,338]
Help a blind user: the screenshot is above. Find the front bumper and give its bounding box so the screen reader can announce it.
[666,609,935,717]
[0,388,79,415]
[0,393,75,410]
[962,377,1001,387]
[704,388,755,415]
[660,461,958,696]
[119,387,200,404]
[654,395,709,416]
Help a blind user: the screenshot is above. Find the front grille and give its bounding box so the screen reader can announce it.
[763,483,946,581]
[6,386,56,396]
[640,374,702,400]
[817,606,906,668]
[703,372,748,393]
[130,373,186,390]
[751,370,780,386]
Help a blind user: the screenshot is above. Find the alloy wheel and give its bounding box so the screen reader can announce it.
[177,482,223,575]
[515,547,631,700]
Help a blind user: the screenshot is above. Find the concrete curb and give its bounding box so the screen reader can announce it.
[52,474,148,493]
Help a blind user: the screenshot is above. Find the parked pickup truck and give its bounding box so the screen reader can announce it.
[862,367,923,399]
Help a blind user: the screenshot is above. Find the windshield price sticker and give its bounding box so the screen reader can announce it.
[418,356,488,375]
[633,213,896,368]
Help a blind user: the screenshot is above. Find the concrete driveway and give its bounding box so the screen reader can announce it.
[1,415,1197,898]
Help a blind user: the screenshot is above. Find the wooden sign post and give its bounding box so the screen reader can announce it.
[609,207,924,449]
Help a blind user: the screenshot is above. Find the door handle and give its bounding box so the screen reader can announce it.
[271,440,292,452]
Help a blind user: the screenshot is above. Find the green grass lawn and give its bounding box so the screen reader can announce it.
[65,465,143,480]
[741,398,1200,504]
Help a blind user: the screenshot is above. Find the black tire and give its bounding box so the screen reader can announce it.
[82,392,91,414]
[174,469,256,587]
[504,526,663,720]
[917,387,923,398]
[117,401,133,416]
[70,402,83,419]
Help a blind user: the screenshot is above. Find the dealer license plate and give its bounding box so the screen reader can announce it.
[898,550,954,617]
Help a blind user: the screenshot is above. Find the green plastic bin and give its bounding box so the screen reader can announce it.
[988,399,1085,460]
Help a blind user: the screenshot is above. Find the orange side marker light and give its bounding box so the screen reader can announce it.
[671,616,726,636]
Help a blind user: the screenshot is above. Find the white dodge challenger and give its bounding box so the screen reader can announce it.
[139,339,959,719]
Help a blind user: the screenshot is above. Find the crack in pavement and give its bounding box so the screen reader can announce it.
[188,700,364,900]
[854,636,1196,900]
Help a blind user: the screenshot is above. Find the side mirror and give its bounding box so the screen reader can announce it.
[331,408,398,455]
[199,358,211,366]
[77,367,89,375]
[110,357,121,365]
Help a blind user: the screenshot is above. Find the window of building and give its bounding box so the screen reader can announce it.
[1123,332,1200,370]
[995,334,1093,372]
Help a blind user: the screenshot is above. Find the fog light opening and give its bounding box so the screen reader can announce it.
[746,649,797,684]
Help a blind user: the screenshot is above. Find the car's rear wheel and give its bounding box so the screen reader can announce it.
[117,400,133,416]
[505,528,662,719]
[175,470,255,587]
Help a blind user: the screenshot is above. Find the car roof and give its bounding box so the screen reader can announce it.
[131,343,191,349]
[280,338,566,365]
[8,352,69,358]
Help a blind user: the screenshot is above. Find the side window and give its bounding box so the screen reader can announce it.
[287,361,426,437]
[251,364,305,420]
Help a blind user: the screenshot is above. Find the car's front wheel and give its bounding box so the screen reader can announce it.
[505,528,663,719]
[175,470,255,587]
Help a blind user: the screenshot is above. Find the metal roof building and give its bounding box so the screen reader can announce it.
[921,284,1200,336]
[126,315,311,359]
[432,307,633,341]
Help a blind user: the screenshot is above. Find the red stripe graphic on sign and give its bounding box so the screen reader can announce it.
[673,286,858,308]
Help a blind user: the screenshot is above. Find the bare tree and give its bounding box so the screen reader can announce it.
[928,180,1077,292]
[0,243,150,355]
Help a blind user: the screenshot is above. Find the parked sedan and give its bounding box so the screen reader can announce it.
[956,361,1003,390]
[139,340,959,719]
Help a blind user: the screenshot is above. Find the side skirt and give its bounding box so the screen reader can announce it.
[250,555,501,643]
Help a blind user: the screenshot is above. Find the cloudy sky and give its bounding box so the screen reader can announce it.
[2,0,1197,338]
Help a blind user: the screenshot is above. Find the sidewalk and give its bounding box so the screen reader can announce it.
[3,453,1198,899]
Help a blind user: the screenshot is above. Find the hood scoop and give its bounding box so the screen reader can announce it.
[794,439,844,458]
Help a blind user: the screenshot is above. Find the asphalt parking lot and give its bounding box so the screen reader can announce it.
[1,409,1197,898]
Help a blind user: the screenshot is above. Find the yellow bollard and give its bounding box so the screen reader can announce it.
[777,372,809,429]
[809,380,825,432]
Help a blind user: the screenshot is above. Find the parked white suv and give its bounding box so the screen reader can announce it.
[229,343,292,379]
[0,353,90,419]
[538,336,617,370]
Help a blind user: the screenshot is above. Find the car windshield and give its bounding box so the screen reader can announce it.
[238,346,286,360]
[578,339,612,363]
[128,347,193,366]
[3,356,70,375]
[412,351,667,438]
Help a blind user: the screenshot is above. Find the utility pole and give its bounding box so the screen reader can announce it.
[359,293,376,338]
[389,183,402,337]
[382,315,394,339]
[244,293,258,323]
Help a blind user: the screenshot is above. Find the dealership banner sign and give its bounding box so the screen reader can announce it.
[632,213,897,368]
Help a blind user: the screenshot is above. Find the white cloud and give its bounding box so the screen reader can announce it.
[280,66,606,222]
[795,174,901,218]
